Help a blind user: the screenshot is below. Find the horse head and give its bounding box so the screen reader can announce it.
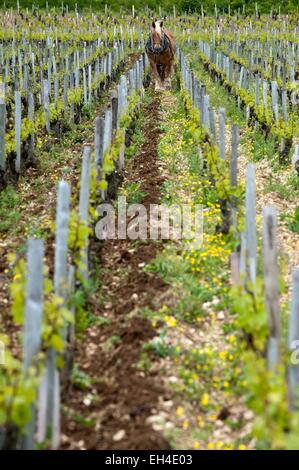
[151,19,164,50]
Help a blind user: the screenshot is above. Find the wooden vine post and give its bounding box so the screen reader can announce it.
[94,116,104,170]
[0,81,5,172]
[28,91,35,162]
[43,79,51,133]
[245,163,257,286]
[79,145,92,283]
[118,73,130,171]
[54,180,71,325]
[111,90,119,139]
[230,124,239,285]
[288,269,299,409]
[262,206,281,370]
[22,239,44,450]
[292,144,299,173]
[219,107,226,160]
[15,90,21,173]
[230,124,239,229]
[38,181,71,450]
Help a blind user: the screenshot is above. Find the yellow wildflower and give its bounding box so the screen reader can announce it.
[201,393,209,407]
[183,419,189,429]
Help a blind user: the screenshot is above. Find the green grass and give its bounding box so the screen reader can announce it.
[73,414,95,427]
[145,247,212,322]
[101,335,122,353]
[0,185,21,233]
[71,364,92,391]
[124,92,150,161]
[119,181,148,204]
[280,206,299,233]
[136,350,152,372]
[264,173,299,200]
[249,127,278,164]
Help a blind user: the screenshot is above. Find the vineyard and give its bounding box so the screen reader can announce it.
[0,2,299,453]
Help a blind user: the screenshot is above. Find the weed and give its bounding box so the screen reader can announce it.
[137,351,152,372]
[73,414,95,427]
[265,173,299,200]
[145,333,176,358]
[92,315,111,327]
[0,185,21,233]
[119,181,148,204]
[71,365,92,391]
[281,206,299,233]
[102,335,121,353]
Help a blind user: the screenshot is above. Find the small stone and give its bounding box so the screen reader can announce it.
[215,420,224,427]
[83,394,93,406]
[113,430,126,442]
[217,311,225,320]
[214,429,224,439]
[95,420,101,431]
[168,376,179,383]
[244,410,254,421]
[162,400,173,409]
[146,415,163,424]
[153,423,164,431]
[165,422,174,430]
[61,434,69,444]
[202,302,211,309]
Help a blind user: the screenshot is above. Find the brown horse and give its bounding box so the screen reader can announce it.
[146,20,176,91]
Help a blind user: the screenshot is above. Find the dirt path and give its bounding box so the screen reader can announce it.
[61,91,173,450]
[60,85,257,451]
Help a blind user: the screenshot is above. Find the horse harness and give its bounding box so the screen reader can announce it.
[146,31,174,62]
